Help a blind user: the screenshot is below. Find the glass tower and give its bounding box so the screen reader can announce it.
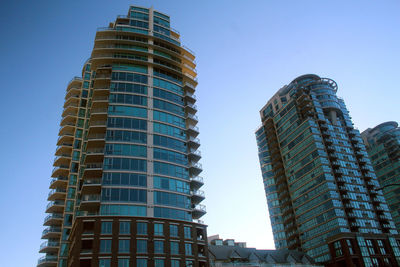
[362,122,400,231]
[38,6,208,267]
[255,74,400,266]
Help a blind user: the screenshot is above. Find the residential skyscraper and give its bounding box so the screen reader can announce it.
[255,74,400,266]
[362,122,400,230]
[38,6,208,267]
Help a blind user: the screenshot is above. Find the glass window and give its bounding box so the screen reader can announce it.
[155,259,164,267]
[154,223,164,236]
[119,222,131,234]
[186,260,194,267]
[170,225,178,237]
[185,243,192,255]
[118,258,129,267]
[99,259,111,267]
[154,240,164,253]
[171,260,179,267]
[170,241,179,254]
[136,259,147,267]
[184,227,191,239]
[100,239,112,253]
[119,239,130,253]
[137,240,147,253]
[137,222,147,235]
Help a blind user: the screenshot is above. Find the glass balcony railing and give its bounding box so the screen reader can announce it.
[40,240,60,250]
[52,165,69,174]
[190,176,203,184]
[49,176,68,187]
[48,188,66,198]
[193,204,206,212]
[191,190,205,198]
[187,125,199,133]
[82,194,101,202]
[42,226,61,236]
[85,163,103,169]
[46,201,65,210]
[189,162,202,170]
[37,255,57,265]
[83,178,102,185]
[43,213,63,224]
[186,113,198,121]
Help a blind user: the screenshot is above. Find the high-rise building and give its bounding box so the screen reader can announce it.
[255,74,400,266]
[38,6,208,267]
[361,122,400,230]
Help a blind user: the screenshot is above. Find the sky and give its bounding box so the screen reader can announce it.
[0,0,399,266]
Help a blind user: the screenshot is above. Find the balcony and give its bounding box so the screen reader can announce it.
[92,96,109,108]
[185,102,197,114]
[46,201,65,213]
[47,188,66,201]
[85,148,104,164]
[186,113,198,125]
[83,163,103,178]
[39,241,60,253]
[60,113,76,127]
[191,189,205,203]
[192,204,206,219]
[81,178,102,195]
[190,176,204,189]
[51,165,69,178]
[49,176,68,189]
[189,162,202,176]
[87,133,106,149]
[188,149,201,162]
[56,133,73,146]
[37,255,57,267]
[187,125,199,137]
[55,143,72,156]
[43,213,63,226]
[80,194,101,210]
[183,81,195,94]
[62,105,78,117]
[53,154,71,167]
[187,136,200,150]
[63,96,79,108]
[90,108,108,117]
[58,123,75,136]
[41,227,61,239]
[184,91,196,103]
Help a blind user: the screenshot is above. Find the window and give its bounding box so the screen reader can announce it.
[120,222,130,234]
[101,222,113,234]
[366,239,375,254]
[377,240,386,255]
[347,240,354,255]
[118,258,129,267]
[186,260,194,267]
[170,225,178,237]
[137,240,147,253]
[184,227,191,239]
[170,241,179,254]
[155,259,164,267]
[100,239,112,253]
[119,239,130,253]
[154,240,164,253]
[136,259,147,267]
[154,223,164,236]
[334,241,342,257]
[99,259,111,267]
[171,260,179,267]
[185,243,192,255]
[137,222,147,235]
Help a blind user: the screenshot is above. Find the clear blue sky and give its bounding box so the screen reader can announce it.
[0,0,399,266]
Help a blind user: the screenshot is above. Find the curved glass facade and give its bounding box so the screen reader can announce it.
[39,6,207,267]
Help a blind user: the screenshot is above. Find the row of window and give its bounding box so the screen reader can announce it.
[99,258,193,267]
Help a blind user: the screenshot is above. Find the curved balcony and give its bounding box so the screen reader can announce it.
[45,201,65,213]
[39,241,60,253]
[83,163,103,179]
[56,133,73,146]
[185,102,197,114]
[186,113,198,125]
[63,96,80,109]
[62,105,78,117]
[87,133,106,149]
[88,120,107,136]
[51,165,69,178]
[187,136,200,150]
[191,189,205,204]
[43,213,63,226]
[65,86,80,98]
[47,188,66,201]
[91,95,109,108]
[60,113,77,126]
[37,255,57,267]
[188,149,201,162]
[41,227,61,239]
[189,162,202,176]
[187,125,199,138]
[80,194,101,210]
[53,154,71,167]
[49,176,68,189]
[81,178,102,195]
[183,82,195,94]
[55,142,73,156]
[190,176,204,190]
[192,204,206,219]
[58,123,75,136]
[85,148,105,164]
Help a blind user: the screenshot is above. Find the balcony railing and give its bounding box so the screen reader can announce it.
[37,255,58,265]
[49,176,68,187]
[83,178,102,185]
[191,190,205,198]
[90,121,107,126]
[190,176,204,184]
[189,162,202,169]
[82,194,101,202]
[86,163,103,169]
[46,201,65,210]
[40,240,60,250]
[193,204,206,212]
[43,213,63,224]
[42,226,61,236]
[48,188,66,197]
